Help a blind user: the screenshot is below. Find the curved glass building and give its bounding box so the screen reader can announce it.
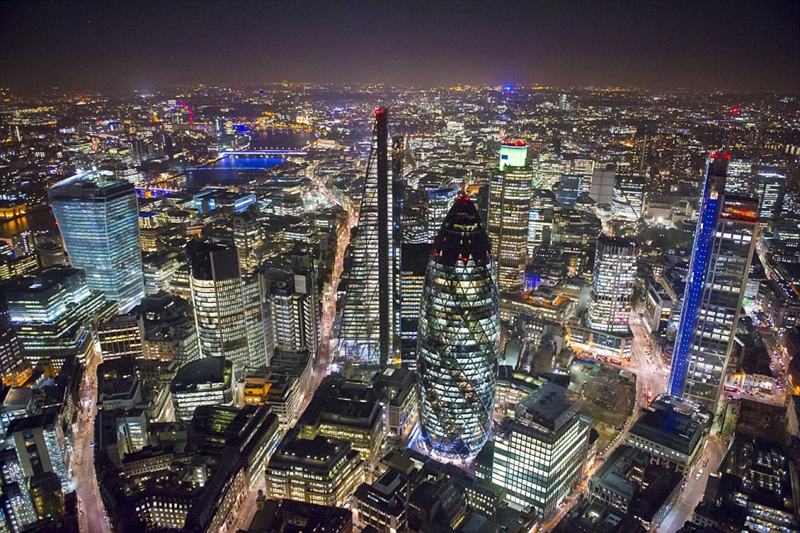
[417,194,499,463]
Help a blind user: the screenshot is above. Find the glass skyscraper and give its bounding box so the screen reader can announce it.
[587,236,637,333]
[489,142,534,293]
[668,154,758,412]
[754,171,787,221]
[50,171,144,313]
[427,187,458,242]
[339,108,399,365]
[186,240,268,373]
[610,174,645,221]
[416,194,499,463]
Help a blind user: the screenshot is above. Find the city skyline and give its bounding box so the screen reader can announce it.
[0,1,798,92]
[0,12,799,530]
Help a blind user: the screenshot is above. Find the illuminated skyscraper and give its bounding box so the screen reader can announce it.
[233,208,262,273]
[754,172,787,221]
[489,142,534,293]
[668,154,758,412]
[49,171,144,313]
[186,241,268,373]
[611,174,645,221]
[587,236,637,333]
[417,194,499,463]
[427,187,458,242]
[725,159,753,196]
[339,108,398,365]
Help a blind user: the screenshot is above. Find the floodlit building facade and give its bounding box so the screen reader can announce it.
[490,382,590,517]
[611,174,645,221]
[186,240,268,372]
[265,433,364,507]
[587,236,637,333]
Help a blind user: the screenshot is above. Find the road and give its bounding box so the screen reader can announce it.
[658,435,728,532]
[311,163,358,388]
[629,316,669,409]
[74,345,111,533]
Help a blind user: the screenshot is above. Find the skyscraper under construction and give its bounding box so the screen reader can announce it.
[339,108,400,365]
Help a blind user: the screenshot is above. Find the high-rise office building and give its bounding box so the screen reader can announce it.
[427,187,458,242]
[631,130,650,177]
[49,171,144,312]
[587,236,637,333]
[170,357,234,421]
[527,190,556,257]
[668,154,758,412]
[489,382,590,516]
[754,172,787,222]
[725,159,753,196]
[399,243,431,368]
[557,173,584,209]
[611,174,645,221]
[489,142,534,293]
[0,327,31,387]
[186,240,268,372]
[417,194,499,463]
[264,269,320,356]
[233,208,262,272]
[339,108,398,365]
[134,293,199,365]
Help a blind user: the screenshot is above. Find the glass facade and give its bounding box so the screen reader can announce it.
[754,172,786,222]
[186,241,267,373]
[725,159,753,196]
[611,174,645,221]
[49,172,144,313]
[491,383,590,517]
[669,155,758,412]
[427,187,458,242]
[489,143,534,293]
[417,194,499,463]
[587,236,637,333]
[339,109,398,364]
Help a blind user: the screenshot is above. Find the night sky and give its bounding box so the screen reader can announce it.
[1,0,798,92]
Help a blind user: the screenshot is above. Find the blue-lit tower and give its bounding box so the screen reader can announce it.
[416,194,499,463]
[668,154,758,412]
[50,171,144,313]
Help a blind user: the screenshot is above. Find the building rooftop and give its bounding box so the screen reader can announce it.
[517,381,582,432]
[170,357,232,393]
[629,394,710,456]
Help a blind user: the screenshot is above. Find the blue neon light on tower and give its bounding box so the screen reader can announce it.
[667,153,758,412]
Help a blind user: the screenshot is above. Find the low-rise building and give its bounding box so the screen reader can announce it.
[353,470,407,533]
[626,395,711,474]
[265,432,364,507]
[169,357,234,421]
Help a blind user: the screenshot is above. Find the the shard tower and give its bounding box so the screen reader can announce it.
[339,108,399,365]
[416,194,499,463]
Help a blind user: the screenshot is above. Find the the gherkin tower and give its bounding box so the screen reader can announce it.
[416,193,499,463]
